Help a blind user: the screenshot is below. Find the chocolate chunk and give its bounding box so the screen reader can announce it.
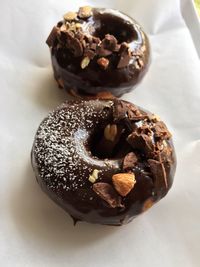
[117,53,131,68]
[114,101,148,132]
[59,31,83,57]
[78,6,92,19]
[93,183,123,208]
[46,26,59,47]
[113,101,128,121]
[57,21,63,28]
[123,152,138,170]
[97,57,109,69]
[127,132,155,156]
[92,36,101,44]
[102,34,118,51]
[90,43,97,50]
[148,159,168,190]
[59,30,73,43]
[153,121,172,140]
[117,43,131,69]
[141,134,155,152]
[96,45,112,57]
[72,38,83,57]
[96,35,118,57]
[159,145,173,163]
[127,105,148,121]
[75,31,84,42]
[126,132,142,148]
[113,44,121,52]
[84,49,95,59]
[138,124,152,136]
[113,101,142,130]
[84,48,95,59]
[123,117,134,132]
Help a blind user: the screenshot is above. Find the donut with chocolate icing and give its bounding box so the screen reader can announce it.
[46,6,150,97]
[31,99,176,226]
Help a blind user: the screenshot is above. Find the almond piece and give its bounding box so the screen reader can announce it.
[97,57,109,69]
[151,114,160,122]
[81,57,90,69]
[63,12,77,21]
[89,175,96,183]
[88,169,99,183]
[78,6,92,19]
[104,124,117,142]
[112,173,136,197]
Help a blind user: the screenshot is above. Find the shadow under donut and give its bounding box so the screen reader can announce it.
[9,161,118,251]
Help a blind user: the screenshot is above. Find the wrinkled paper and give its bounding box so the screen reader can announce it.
[0,0,200,266]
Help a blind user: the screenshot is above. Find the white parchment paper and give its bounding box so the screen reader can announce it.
[0,0,200,266]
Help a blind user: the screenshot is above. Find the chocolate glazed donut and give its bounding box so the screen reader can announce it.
[46,6,150,97]
[31,99,176,226]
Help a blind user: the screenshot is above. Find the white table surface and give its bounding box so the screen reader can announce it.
[0,0,200,266]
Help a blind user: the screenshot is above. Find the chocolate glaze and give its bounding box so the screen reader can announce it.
[31,100,176,226]
[47,7,150,97]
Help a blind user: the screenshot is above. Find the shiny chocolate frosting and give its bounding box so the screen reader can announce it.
[31,99,176,226]
[46,7,150,97]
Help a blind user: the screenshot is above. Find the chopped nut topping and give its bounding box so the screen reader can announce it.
[151,114,161,122]
[63,11,77,21]
[81,57,90,69]
[75,23,82,28]
[89,175,96,183]
[78,6,92,19]
[104,124,118,142]
[112,173,136,197]
[88,169,99,183]
[97,57,109,69]
[68,22,77,32]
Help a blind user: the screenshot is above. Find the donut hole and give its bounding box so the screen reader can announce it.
[92,11,137,43]
[90,123,132,159]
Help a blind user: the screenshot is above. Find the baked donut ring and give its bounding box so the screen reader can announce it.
[46,6,150,97]
[32,99,176,226]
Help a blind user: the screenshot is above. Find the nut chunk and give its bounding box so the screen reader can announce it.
[97,57,109,69]
[112,173,136,197]
[104,124,117,142]
[78,6,92,19]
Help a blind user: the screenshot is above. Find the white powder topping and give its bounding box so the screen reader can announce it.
[32,100,114,192]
